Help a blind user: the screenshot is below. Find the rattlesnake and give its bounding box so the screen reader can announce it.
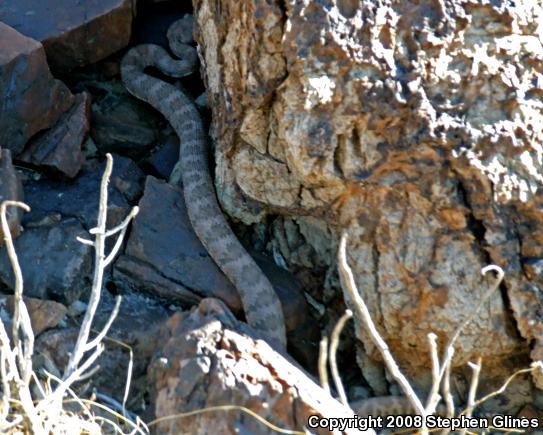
[121,18,287,349]
[121,17,439,421]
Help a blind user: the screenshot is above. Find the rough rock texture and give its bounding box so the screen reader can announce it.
[0,22,74,154]
[0,158,141,304]
[90,91,162,159]
[114,176,317,359]
[35,292,170,409]
[147,298,373,435]
[193,0,543,389]
[0,295,67,337]
[0,149,24,241]
[19,92,90,178]
[0,218,92,304]
[22,159,137,231]
[142,134,180,179]
[115,176,241,310]
[0,0,133,73]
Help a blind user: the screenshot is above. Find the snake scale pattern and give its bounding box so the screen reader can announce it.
[121,20,287,350]
[120,18,432,420]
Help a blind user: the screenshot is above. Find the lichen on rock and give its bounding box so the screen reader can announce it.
[193,0,543,397]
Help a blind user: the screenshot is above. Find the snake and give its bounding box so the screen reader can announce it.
[119,17,464,423]
[120,18,287,350]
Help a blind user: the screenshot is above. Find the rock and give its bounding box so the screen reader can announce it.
[114,176,241,311]
[114,175,317,359]
[90,92,161,159]
[250,250,319,368]
[147,298,372,435]
[35,291,171,410]
[0,0,133,73]
[22,159,136,230]
[108,154,145,203]
[0,22,73,154]
[0,218,92,304]
[0,149,24,241]
[193,0,543,388]
[19,92,90,178]
[0,295,67,336]
[141,135,180,180]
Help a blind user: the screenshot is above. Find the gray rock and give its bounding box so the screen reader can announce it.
[90,92,163,160]
[0,23,73,154]
[148,299,361,435]
[19,92,90,178]
[35,291,171,410]
[142,135,180,180]
[108,154,145,203]
[193,0,542,390]
[22,159,137,230]
[0,0,133,73]
[0,218,92,304]
[115,176,319,361]
[114,176,242,312]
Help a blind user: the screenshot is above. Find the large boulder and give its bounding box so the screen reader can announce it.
[192,0,543,391]
[147,298,371,435]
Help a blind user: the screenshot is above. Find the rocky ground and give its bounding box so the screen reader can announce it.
[1,0,543,433]
[0,1,328,431]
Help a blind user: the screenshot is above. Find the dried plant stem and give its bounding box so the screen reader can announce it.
[64,154,138,380]
[318,337,330,394]
[329,310,353,406]
[459,358,482,435]
[425,333,442,415]
[467,362,543,412]
[0,201,42,433]
[64,155,113,378]
[338,233,425,416]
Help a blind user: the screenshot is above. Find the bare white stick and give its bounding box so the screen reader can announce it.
[0,319,13,423]
[444,266,504,359]
[329,310,353,406]
[103,206,140,238]
[1,201,34,383]
[122,345,134,418]
[441,351,455,423]
[83,296,122,351]
[64,154,113,378]
[338,233,425,415]
[103,216,137,268]
[425,333,442,415]
[433,265,504,409]
[318,336,330,394]
[467,362,542,411]
[39,344,104,414]
[460,358,482,435]
[443,358,454,416]
[64,154,137,381]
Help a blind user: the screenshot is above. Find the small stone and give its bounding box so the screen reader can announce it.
[0,295,67,336]
[19,92,90,178]
[0,22,73,154]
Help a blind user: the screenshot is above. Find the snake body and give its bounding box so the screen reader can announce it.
[119,18,461,422]
[121,20,287,349]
